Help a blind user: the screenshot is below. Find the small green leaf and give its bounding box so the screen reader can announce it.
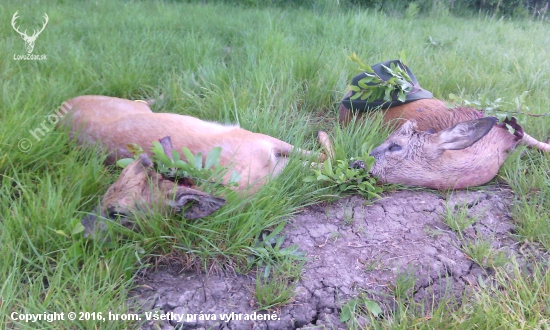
[229,170,241,184]
[340,299,357,322]
[181,147,196,164]
[264,264,271,278]
[360,90,373,101]
[171,150,181,162]
[478,275,486,288]
[152,141,172,165]
[135,245,145,254]
[384,88,392,101]
[67,242,84,261]
[194,153,203,170]
[116,158,135,168]
[55,230,68,238]
[126,143,144,157]
[397,90,406,102]
[350,93,362,100]
[205,146,222,170]
[364,299,382,317]
[303,176,317,183]
[317,174,330,181]
[373,88,384,101]
[363,65,374,74]
[311,169,322,176]
[270,222,286,237]
[358,80,369,89]
[174,159,191,170]
[72,222,85,235]
[324,159,334,176]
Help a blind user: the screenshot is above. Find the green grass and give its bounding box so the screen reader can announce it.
[2,0,550,328]
[439,199,509,268]
[341,259,550,329]
[441,198,479,233]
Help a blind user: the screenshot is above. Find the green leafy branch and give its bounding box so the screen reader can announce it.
[347,53,413,104]
[448,91,550,124]
[304,154,382,199]
[116,142,240,194]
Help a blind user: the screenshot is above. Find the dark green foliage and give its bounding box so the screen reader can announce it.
[370,0,547,18]
[461,0,548,17]
[193,0,549,19]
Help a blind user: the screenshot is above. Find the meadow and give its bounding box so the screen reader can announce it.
[1,0,550,328]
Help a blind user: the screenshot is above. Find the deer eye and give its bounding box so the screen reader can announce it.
[388,143,402,152]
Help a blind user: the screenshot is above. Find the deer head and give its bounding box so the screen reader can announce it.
[368,117,499,189]
[82,136,226,238]
[11,11,49,54]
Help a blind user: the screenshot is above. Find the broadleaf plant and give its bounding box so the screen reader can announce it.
[304,153,382,200]
[116,142,240,195]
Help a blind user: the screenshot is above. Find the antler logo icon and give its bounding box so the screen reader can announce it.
[11,11,49,54]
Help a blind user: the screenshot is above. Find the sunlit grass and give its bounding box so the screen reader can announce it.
[2,0,550,328]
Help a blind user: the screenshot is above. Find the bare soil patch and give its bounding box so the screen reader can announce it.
[132,185,546,329]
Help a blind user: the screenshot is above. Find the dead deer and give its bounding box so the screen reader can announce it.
[81,136,226,238]
[339,97,550,189]
[62,95,331,193]
[11,11,49,54]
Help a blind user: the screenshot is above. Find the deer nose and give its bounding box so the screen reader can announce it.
[349,160,365,170]
[369,148,381,159]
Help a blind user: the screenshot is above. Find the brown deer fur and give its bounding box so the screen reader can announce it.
[80,138,226,238]
[339,97,550,189]
[62,95,330,193]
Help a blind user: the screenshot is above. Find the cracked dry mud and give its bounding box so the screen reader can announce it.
[132,186,546,330]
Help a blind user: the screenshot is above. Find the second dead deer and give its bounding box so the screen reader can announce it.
[340,98,550,189]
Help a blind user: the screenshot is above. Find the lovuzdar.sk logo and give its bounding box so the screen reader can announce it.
[11,11,48,61]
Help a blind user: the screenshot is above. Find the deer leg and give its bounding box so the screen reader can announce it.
[264,131,332,161]
[520,133,550,152]
[317,131,333,160]
[503,117,550,152]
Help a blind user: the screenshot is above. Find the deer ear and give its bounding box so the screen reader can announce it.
[167,187,226,219]
[436,117,496,150]
[137,153,154,168]
[400,119,419,134]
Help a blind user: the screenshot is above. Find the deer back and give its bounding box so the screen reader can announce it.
[62,95,300,192]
